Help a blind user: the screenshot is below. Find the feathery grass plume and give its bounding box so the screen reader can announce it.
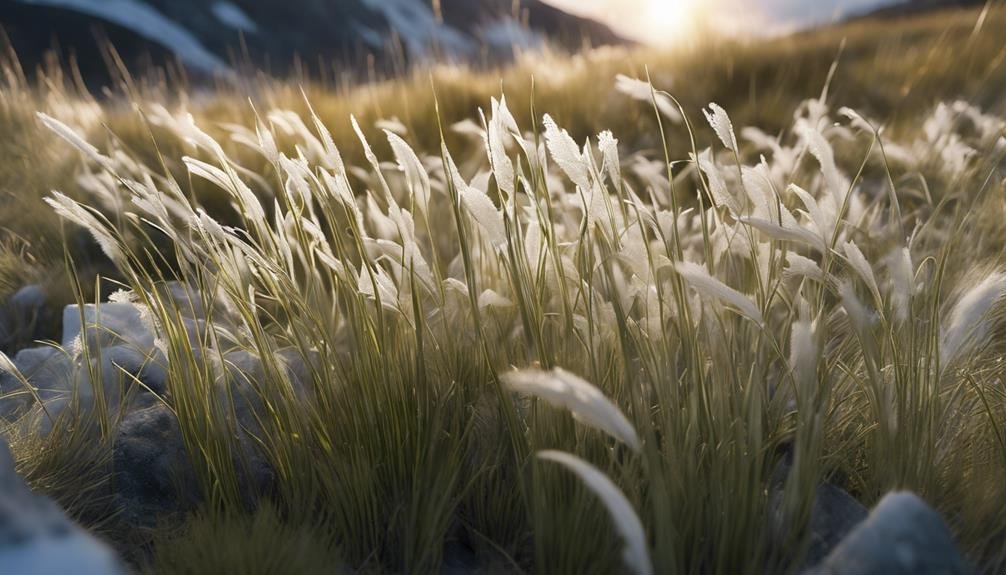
[674,261,764,325]
[798,123,849,205]
[444,148,507,249]
[502,367,641,451]
[740,217,826,253]
[614,74,681,123]
[838,280,872,336]
[839,106,878,134]
[375,116,408,135]
[940,272,1006,368]
[0,350,25,385]
[385,131,432,217]
[703,103,738,152]
[843,240,880,301]
[477,288,512,310]
[888,247,915,324]
[45,191,125,266]
[598,130,622,190]
[36,112,112,168]
[784,253,827,283]
[254,119,280,164]
[789,183,834,241]
[184,157,266,223]
[538,451,652,575]
[484,97,516,197]
[695,149,741,215]
[542,114,591,191]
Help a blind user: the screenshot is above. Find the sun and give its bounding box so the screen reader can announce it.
[542,0,703,47]
[639,0,699,45]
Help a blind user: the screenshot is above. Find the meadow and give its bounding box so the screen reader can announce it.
[0,3,1005,573]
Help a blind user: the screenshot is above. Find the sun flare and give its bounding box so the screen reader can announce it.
[543,0,703,46]
[640,0,699,44]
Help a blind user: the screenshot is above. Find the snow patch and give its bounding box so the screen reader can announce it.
[358,0,474,58]
[15,0,227,73]
[354,23,384,49]
[211,1,258,34]
[481,18,543,52]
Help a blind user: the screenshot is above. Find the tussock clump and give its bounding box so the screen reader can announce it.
[8,66,1006,573]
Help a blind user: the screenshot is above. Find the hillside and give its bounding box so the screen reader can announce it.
[0,3,1004,573]
[1,0,623,82]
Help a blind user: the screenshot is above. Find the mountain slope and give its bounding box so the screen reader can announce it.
[1,0,623,81]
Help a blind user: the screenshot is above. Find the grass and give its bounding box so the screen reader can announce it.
[1,3,1006,574]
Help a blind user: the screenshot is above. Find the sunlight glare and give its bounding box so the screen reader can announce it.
[542,0,703,47]
[640,0,697,45]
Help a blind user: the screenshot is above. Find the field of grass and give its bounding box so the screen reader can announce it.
[1,3,1005,573]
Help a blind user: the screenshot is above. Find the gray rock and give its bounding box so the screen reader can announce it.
[809,491,970,575]
[79,345,168,406]
[112,397,275,527]
[219,348,314,428]
[803,482,869,565]
[441,540,480,575]
[61,303,155,351]
[0,347,75,420]
[8,285,46,315]
[0,342,166,428]
[112,402,199,527]
[0,285,51,352]
[0,438,126,574]
[769,455,869,568]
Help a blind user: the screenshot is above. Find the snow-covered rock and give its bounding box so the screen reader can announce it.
[359,0,474,58]
[0,439,126,574]
[61,302,155,351]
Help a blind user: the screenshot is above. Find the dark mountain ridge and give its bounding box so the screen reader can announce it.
[0,0,624,84]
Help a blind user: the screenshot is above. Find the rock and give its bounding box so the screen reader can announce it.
[8,284,46,312]
[0,347,75,420]
[0,438,126,574]
[61,303,155,351]
[99,345,168,397]
[219,348,313,428]
[441,540,480,575]
[78,345,168,408]
[112,402,199,528]
[808,491,970,575]
[0,284,52,352]
[112,398,275,528]
[0,342,165,429]
[768,454,869,568]
[803,483,869,565]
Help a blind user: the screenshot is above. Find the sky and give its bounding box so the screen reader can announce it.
[543,0,902,45]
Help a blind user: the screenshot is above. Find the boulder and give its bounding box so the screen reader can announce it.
[0,284,52,352]
[112,398,276,528]
[0,342,167,428]
[768,455,869,568]
[0,438,126,574]
[61,303,155,351]
[808,491,970,575]
[0,347,75,420]
[78,345,168,408]
[803,482,869,565]
[112,402,199,528]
